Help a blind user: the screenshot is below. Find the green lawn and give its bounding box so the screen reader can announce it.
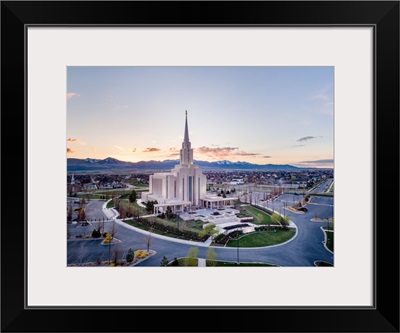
[122,179,149,187]
[123,219,179,238]
[240,205,274,225]
[226,230,295,247]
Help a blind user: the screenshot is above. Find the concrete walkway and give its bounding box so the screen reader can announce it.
[198,258,206,266]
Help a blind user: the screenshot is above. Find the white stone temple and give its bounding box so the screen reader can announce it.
[141,111,237,213]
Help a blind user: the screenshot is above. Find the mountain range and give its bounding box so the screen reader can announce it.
[67,157,311,173]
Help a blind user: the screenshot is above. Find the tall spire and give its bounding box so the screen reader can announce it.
[180,110,193,166]
[184,110,189,145]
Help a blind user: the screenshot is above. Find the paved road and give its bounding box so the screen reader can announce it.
[310,179,333,194]
[67,195,334,267]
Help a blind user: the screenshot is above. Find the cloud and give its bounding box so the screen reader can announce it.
[297,136,317,142]
[196,146,238,156]
[295,159,334,168]
[263,155,272,158]
[114,145,123,151]
[196,146,260,159]
[67,138,77,142]
[291,144,305,148]
[143,147,161,152]
[298,159,334,164]
[67,92,80,100]
[132,148,137,153]
[235,152,259,156]
[165,153,180,157]
[67,148,75,153]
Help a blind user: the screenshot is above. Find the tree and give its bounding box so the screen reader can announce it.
[125,248,134,263]
[281,215,290,229]
[108,220,118,240]
[129,189,137,203]
[145,200,158,214]
[119,206,126,219]
[271,212,281,225]
[91,228,101,238]
[127,201,133,217]
[206,248,217,266]
[160,256,169,266]
[112,245,122,266]
[165,206,173,219]
[199,223,218,239]
[77,208,86,222]
[113,195,120,211]
[185,247,198,266]
[144,230,153,253]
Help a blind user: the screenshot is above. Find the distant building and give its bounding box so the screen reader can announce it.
[67,174,83,195]
[142,111,237,213]
[229,178,244,185]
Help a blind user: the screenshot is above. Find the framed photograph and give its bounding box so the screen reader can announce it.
[2,1,399,332]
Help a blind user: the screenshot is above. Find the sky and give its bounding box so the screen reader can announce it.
[67,66,334,168]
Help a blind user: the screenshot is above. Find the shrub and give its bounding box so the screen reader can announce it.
[91,228,101,238]
[103,234,112,244]
[171,258,179,266]
[160,256,169,266]
[125,248,134,262]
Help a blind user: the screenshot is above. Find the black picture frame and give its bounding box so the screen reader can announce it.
[1,1,399,332]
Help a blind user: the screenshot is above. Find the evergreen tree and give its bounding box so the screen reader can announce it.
[129,190,137,203]
[160,256,169,266]
[125,248,134,263]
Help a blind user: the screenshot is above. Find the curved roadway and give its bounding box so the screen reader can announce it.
[67,185,334,267]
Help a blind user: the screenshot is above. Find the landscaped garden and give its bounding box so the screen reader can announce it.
[225,229,296,247]
[237,205,275,224]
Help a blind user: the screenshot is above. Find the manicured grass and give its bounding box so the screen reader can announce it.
[185,219,206,231]
[240,205,273,225]
[123,219,177,237]
[150,216,204,233]
[325,231,334,252]
[119,199,147,215]
[226,230,295,248]
[168,258,198,266]
[122,179,149,187]
[106,200,115,208]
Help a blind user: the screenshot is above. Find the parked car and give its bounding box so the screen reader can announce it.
[297,207,308,212]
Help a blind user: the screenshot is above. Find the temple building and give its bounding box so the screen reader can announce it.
[141,111,237,213]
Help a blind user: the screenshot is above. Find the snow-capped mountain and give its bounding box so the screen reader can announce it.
[67,157,305,172]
